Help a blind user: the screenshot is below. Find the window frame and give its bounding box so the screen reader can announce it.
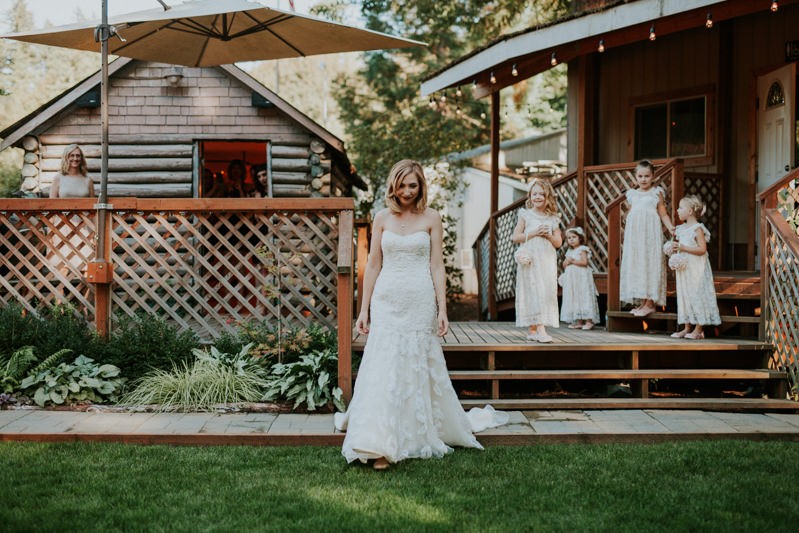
[629,85,715,167]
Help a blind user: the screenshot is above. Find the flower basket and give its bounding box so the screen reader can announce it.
[668,253,688,271]
[514,248,534,266]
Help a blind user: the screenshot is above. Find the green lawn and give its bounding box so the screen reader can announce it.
[1,441,796,531]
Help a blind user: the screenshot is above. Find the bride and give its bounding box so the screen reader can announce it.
[334,159,506,470]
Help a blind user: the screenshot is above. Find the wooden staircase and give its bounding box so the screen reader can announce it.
[607,272,761,338]
[351,320,796,412]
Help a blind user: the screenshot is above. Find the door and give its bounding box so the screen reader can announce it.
[757,64,795,194]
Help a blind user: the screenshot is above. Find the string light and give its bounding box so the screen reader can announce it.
[550,52,558,66]
[597,39,605,53]
[705,12,713,28]
[456,106,461,116]
[440,91,447,103]
[490,71,497,84]
[771,1,779,12]
[512,63,518,77]
[428,96,435,108]
[472,80,477,92]
[649,24,656,41]
[455,86,462,98]
[480,111,486,120]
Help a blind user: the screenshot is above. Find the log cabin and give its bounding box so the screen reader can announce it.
[0,57,365,199]
[404,0,799,409]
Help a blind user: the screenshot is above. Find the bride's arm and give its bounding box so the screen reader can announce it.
[429,210,448,337]
[356,211,385,335]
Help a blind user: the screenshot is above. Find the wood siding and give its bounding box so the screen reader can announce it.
[23,62,340,198]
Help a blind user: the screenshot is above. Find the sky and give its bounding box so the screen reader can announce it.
[0,0,321,31]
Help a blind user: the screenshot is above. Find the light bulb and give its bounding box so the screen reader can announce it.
[649,24,656,41]
[490,72,497,84]
[550,52,558,66]
[598,39,605,53]
[772,1,779,12]
[705,12,713,28]
[440,92,447,103]
[456,86,462,97]
[512,63,518,77]
[480,112,486,120]
[456,106,461,116]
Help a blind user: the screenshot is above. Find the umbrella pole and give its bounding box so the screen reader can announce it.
[88,0,113,336]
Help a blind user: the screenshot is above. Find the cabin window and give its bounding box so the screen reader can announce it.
[197,141,270,198]
[633,95,708,161]
[767,81,785,108]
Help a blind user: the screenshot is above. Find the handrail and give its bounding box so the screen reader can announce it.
[757,166,799,203]
[0,197,355,212]
[765,209,799,258]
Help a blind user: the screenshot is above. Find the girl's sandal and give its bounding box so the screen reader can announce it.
[684,332,705,340]
[568,323,583,329]
[670,330,689,338]
[373,457,390,471]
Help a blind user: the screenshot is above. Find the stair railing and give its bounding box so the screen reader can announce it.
[757,168,799,399]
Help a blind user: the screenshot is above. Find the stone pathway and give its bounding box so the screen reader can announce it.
[2,408,798,445]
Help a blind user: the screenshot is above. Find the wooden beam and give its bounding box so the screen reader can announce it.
[337,209,354,403]
[488,91,501,320]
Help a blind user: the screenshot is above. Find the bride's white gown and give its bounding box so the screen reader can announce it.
[334,230,507,464]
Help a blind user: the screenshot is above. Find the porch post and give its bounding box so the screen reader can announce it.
[488,90,500,320]
[337,209,354,402]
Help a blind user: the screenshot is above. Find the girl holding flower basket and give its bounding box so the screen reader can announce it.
[666,195,721,339]
[512,178,562,343]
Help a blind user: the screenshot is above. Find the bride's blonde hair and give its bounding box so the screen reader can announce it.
[385,159,427,213]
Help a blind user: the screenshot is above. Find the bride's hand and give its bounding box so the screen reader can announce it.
[356,312,370,335]
[437,311,449,337]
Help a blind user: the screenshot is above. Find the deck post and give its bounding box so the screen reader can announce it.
[87,207,113,337]
[337,209,354,402]
[488,90,500,320]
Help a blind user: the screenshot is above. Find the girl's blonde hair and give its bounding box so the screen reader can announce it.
[524,177,559,216]
[565,226,586,245]
[680,195,707,219]
[385,159,427,213]
[60,144,88,176]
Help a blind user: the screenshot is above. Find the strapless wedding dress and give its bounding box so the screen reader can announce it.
[334,230,507,464]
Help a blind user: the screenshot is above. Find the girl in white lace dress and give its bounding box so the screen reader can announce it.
[334,160,507,470]
[620,160,676,316]
[559,227,599,329]
[512,178,562,343]
[668,195,721,339]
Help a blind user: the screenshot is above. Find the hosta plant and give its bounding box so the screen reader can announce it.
[263,348,344,412]
[20,355,124,407]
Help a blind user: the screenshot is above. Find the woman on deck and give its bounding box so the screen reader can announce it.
[334,159,506,470]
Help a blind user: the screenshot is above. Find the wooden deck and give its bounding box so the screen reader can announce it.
[351,322,796,411]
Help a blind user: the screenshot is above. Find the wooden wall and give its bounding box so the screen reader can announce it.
[21,62,341,198]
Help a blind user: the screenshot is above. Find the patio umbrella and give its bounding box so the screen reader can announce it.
[1,0,424,261]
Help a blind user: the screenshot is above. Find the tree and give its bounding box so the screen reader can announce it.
[313,0,569,294]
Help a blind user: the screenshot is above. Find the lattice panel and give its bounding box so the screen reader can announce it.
[477,231,490,316]
[585,168,638,272]
[765,220,799,395]
[0,209,95,320]
[776,177,799,236]
[685,174,722,268]
[110,210,339,339]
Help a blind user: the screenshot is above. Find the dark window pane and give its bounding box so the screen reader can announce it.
[670,97,706,157]
[635,104,667,159]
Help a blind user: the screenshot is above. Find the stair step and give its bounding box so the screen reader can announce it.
[449,369,786,380]
[461,397,798,411]
[606,311,760,324]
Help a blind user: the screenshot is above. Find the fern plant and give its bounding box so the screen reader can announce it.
[122,343,268,411]
[0,346,71,393]
[262,348,344,412]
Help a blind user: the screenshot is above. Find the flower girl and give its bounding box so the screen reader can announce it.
[558,227,600,330]
[667,195,721,339]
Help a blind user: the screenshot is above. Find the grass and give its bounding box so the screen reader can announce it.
[1,441,797,532]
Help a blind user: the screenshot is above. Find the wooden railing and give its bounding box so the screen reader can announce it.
[0,197,355,400]
[758,169,799,397]
[475,158,724,318]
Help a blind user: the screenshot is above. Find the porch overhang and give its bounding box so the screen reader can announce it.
[421,0,791,99]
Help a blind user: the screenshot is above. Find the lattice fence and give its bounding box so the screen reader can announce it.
[764,177,799,396]
[0,200,352,341]
[0,208,96,320]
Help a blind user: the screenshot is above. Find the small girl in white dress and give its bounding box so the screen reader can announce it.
[620,160,676,317]
[512,178,562,343]
[668,195,721,339]
[559,227,599,330]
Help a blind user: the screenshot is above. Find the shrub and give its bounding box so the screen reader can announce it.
[0,304,47,356]
[122,343,267,411]
[20,355,124,407]
[97,314,200,381]
[0,304,98,361]
[262,348,344,412]
[215,321,336,366]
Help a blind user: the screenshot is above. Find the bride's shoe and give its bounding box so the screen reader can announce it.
[373,457,390,471]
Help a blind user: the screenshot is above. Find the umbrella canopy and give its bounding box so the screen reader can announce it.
[1,0,424,66]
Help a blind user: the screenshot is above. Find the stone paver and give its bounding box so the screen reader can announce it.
[2,408,799,441]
